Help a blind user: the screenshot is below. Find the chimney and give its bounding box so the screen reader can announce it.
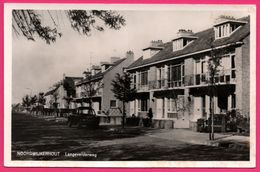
[110,57,121,64]
[150,40,163,47]
[126,50,134,60]
[177,29,194,37]
[63,73,66,80]
[214,15,236,25]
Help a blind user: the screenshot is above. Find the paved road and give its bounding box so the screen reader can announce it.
[11,112,249,161]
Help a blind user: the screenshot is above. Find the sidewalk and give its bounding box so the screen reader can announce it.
[147,129,249,150]
[30,114,68,123]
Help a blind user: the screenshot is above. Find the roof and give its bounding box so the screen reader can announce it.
[127,16,250,70]
[65,76,83,80]
[45,76,82,96]
[44,86,59,96]
[76,58,126,86]
[214,19,247,27]
[171,35,198,41]
[142,46,164,51]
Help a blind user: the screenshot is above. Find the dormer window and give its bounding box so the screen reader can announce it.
[214,16,247,39]
[172,29,197,52]
[142,40,164,60]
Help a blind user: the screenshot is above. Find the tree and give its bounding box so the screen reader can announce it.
[37,92,46,106]
[206,40,235,140]
[36,92,46,115]
[12,10,125,44]
[22,94,31,110]
[63,77,76,109]
[30,95,38,107]
[111,73,137,128]
[51,91,59,116]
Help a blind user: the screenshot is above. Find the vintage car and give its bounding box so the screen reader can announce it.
[67,107,100,128]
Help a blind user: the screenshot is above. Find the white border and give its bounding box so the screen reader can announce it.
[4,3,256,168]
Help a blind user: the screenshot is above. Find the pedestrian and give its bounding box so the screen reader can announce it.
[148,108,153,119]
[148,108,153,127]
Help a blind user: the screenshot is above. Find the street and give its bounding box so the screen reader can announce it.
[11,112,249,161]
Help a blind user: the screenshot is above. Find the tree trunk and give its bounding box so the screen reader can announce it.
[89,100,92,109]
[122,101,125,129]
[209,87,215,140]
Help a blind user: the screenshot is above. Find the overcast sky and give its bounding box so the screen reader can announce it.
[12,6,251,104]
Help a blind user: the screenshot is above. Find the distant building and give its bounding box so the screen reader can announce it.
[44,75,82,110]
[126,16,250,129]
[74,51,134,125]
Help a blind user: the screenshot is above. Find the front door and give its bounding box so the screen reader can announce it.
[218,94,228,113]
[193,96,202,121]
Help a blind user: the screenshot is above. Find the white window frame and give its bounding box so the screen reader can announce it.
[110,100,117,108]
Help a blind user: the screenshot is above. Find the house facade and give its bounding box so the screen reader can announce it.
[44,75,82,110]
[126,16,250,129]
[74,51,134,125]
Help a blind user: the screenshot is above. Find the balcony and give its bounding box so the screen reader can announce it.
[148,79,183,90]
[133,79,183,92]
[136,84,149,92]
[184,69,236,87]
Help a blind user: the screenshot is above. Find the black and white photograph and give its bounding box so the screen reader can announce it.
[4,4,256,167]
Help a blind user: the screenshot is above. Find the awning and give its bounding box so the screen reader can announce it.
[189,84,235,96]
[135,92,150,99]
[73,97,101,103]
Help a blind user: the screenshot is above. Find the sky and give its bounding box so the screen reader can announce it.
[11,5,251,104]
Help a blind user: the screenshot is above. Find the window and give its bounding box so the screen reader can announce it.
[231,55,235,68]
[157,67,165,88]
[215,23,241,39]
[138,99,148,112]
[131,73,137,88]
[172,39,183,51]
[231,55,236,78]
[195,60,201,74]
[167,98,177,112]
[139,71,148,86]
[168,64,183,87]
[231,94,236,109]
[221,55,230,70]
[173,39,193,51]
[215,24,230,38]
[110,100,117,108]
[201,61,207,74]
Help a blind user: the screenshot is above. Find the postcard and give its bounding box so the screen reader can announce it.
[4,3,256,167]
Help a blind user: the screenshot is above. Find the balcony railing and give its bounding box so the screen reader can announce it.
[132,69,236,91]
[184,69,236,86]
[148,79,183,90]
[132,79,183,92]
[136,84,149,92]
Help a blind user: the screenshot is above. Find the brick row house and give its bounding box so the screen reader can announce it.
[126,16,250,129]
[73,51,134,125]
